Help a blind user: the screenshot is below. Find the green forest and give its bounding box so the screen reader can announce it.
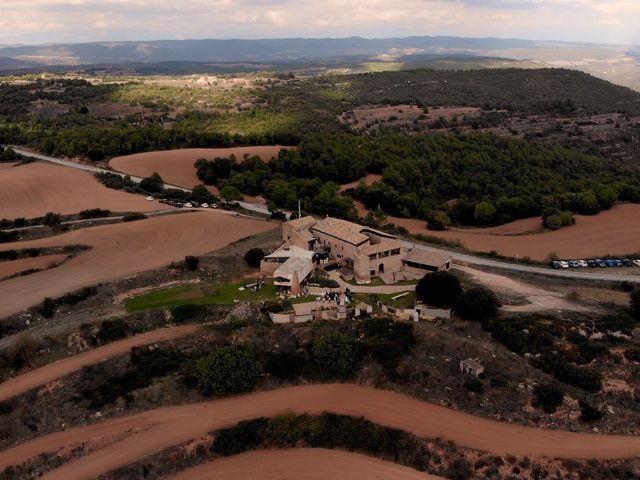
[195,133,640,226]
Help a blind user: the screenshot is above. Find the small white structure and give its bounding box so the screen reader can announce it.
[260,245,314,295]
[459,358,485,377]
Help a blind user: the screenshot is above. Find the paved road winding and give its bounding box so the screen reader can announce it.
[10,146,640,284]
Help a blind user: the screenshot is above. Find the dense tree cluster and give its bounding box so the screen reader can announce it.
[195,133,640,225]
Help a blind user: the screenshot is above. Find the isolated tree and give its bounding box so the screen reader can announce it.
[454,286,500,322]
[473,201,497,225]
[244,248,265,268]
[196,345,261,396]
[38,297,56,318]
[425,210,451,231]
[630,288,640,320]
[313,332,356,378]
[139,172,164,193]
[190,184,215,204]
[533,384,565,414]
[184,255,199,271]
[42,212,62,227]
[86,148,105,162]
[219,185,242,204]
[415,271,462,308]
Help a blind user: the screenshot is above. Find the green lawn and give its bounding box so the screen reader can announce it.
[125,281,277,312]
[358,291,416,309]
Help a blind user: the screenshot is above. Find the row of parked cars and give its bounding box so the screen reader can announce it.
[551,258,640,269]
[146,196,220,209]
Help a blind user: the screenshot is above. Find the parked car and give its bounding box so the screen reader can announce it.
[623,259,633,267]
[201,203,209,208]
[184,202,193,208]
[614,259,624,267]
[569,260,580,268]
[191,202,200,208]
[145,196,154,201]
[551,261,561,269]
[587,260,597,268]
[595,259,606,268]
[633,259,640,267]
[578,260,588,267]
[211,204,218,209]
[559,261,570,269]
[605,259,616,267]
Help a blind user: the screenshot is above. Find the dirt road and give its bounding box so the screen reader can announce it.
[455,265,589,312]
[0,325,200,402]
[0,162,165,219]
[166,448,443,480]
[0,211,276,319]
[2,384,640,480]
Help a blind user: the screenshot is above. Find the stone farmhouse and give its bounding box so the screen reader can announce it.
[261,216,451,294]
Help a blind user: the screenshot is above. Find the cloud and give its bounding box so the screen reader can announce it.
[0,0,637,46]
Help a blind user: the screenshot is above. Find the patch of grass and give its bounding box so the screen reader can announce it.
[125,281,277,312]
[359,291,416,309]
[360,62,403,73]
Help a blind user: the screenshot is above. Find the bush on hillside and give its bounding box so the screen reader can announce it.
[415,271,461,308]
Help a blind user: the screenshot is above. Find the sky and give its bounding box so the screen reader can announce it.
[0,0,638,46]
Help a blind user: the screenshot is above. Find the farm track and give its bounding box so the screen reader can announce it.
[165,448,445,480]
[0,211,277,319]
[2,384,640,480]
[0,325,200,402]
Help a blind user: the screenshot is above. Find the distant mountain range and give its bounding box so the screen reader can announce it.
[0,35,637,91]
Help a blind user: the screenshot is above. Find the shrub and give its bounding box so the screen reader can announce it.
[42,212,62,227]
[184,255,199,271]
[625,347,640,362]
[244,248,265,268]
[79,208,110,219]
[308,276,339,288]
[38,297,56,318]
[139,172,164,193]
[630,288,640,320]
[313,332,356,378]
[464,377,484,393]
[447,458,473,480]
[190,184,215,204]
[95,318,128,345]
[533,384,565,413]
[122,213,146,222]
[454,286,500,322]
[579,400,602,422]
[171,304,208,323]
[196,345,261,396]
[264,352,307,379]
[415,271,461,308]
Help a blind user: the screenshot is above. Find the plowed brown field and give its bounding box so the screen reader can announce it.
[0,325,200,402]
[0,211,276,319]
[0,162,164,219]
[0,254,68,279]
[2,384,639,480]
[110,146,290,192]
[389,204,640,260]
[166,449,443,480]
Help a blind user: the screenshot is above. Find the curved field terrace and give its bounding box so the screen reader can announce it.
[0,211,276,319]
[2,384,640,480]
[0,162,165,220]
[167,448,444,480]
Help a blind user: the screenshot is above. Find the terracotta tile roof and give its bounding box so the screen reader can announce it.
[287,216,318,231]
[404,249,451,268]
[311,217,370,245]
[358,239,402,255]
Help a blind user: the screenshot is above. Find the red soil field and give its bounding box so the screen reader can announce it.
[0,162,16,170]
[0,325,200,402]
[0,162,165,220]
[2,384,639,480]
[0,254,68,279]
[388,204,640,260]
[339,173,383,192]
[167,449,443,480]
[0,211,277,319]
[110,146,291,203]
